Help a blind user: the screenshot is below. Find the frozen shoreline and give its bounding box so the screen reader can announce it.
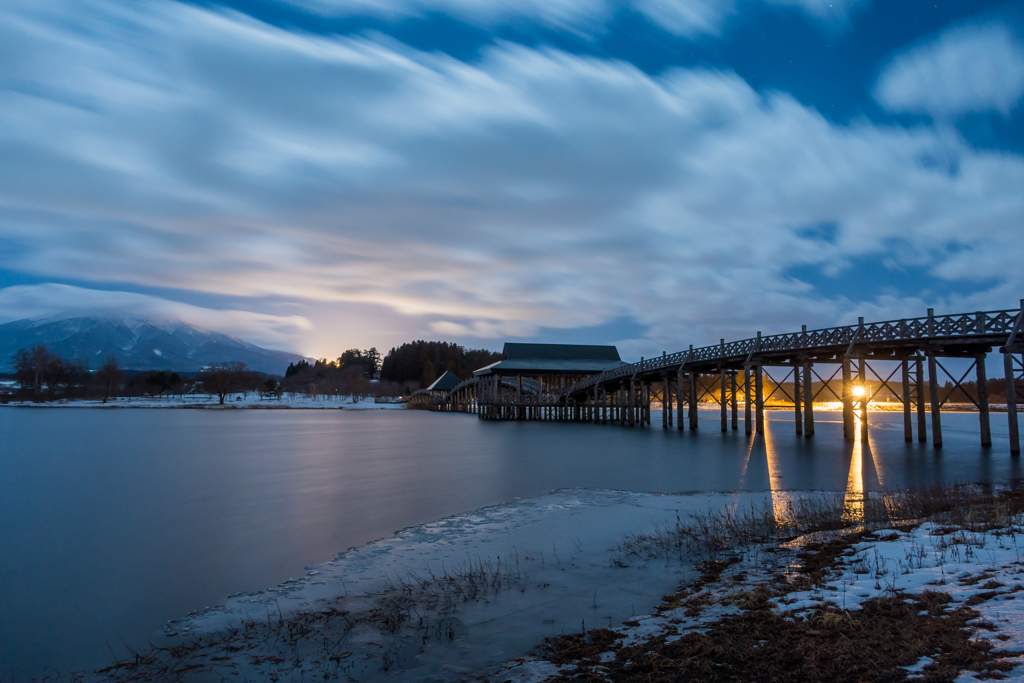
[64,485,1024,682]
[0,393,407,409]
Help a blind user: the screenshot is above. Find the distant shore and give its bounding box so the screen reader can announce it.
[0,393,408,410]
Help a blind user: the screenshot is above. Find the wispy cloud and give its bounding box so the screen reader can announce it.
[0,0,1021,358]
[875,23,1024,117]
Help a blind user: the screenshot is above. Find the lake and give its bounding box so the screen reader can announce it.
[0,407,1020,678]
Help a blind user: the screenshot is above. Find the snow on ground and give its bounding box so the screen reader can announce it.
[157,489,798,681]
[499,515,1024,682]
[1,393,407,409]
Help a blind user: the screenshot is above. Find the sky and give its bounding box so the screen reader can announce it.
[1,0,1023,360]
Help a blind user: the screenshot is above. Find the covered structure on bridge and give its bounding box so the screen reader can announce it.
[473,343,623,390]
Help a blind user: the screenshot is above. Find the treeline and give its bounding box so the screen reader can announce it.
[3,344,271,404]
[281,353,404,398]
[379,341,502,388]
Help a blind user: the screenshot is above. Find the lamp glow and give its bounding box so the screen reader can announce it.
[852,385,867,398]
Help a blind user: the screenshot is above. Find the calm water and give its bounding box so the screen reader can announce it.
[0,407,1020,678]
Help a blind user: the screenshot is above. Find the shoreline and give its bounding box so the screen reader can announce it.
[0,394,408,410]
[50,483,1024,682]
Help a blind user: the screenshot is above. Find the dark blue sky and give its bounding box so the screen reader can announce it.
[1,0,1022,357]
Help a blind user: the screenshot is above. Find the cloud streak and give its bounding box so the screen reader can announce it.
[1,0,1022,357]
[875,23,1024,117]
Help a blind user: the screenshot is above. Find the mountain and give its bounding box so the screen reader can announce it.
[0,316,309,375]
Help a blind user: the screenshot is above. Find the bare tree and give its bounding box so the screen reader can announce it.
[96,354,122,403]
[12,344,56,398]
[198,362,249,405]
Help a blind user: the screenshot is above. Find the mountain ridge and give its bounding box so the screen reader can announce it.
[0,316,309,375]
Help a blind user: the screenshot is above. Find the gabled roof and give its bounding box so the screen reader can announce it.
[502,343,621,362]
[473,343,623,376]
[426,369,462,392]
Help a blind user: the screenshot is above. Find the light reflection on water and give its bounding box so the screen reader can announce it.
[0,407,1020,678]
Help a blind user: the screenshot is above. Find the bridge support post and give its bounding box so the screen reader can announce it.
[628,379,635,427]
[677,368,685,430]
[794,365,803,436]
[754,365,764,435]
[858,358,868,437]
[902,360,912,442]
[662,372,668,430]
[720,366,728,432]
[916,357,927,443]
[803,361,815,437]
[977,354,991,448]
[744,366,752,435]
[1005,352,1020,456]
[689,373,699,430]
[928,353,942,448]
[730,371,738,430]
[842,356,854,441]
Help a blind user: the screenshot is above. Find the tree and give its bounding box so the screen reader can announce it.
[379,341,501,387]
[145,370,183,397]
[198,362,249,405]
[12,344,57,398]
[96,355,122,403]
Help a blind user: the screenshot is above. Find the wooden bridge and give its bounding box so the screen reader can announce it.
[431,304,1024,455]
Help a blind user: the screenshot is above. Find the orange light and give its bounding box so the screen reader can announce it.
[852,385,866,398]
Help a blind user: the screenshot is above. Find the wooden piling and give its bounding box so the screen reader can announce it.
[802,361,814,437]
[902,360,912,442]
[754,365,764,435]
[794,364,803,436]
[730,371,738,430]
[1005,352,1020,455]
[858,357,868,437]
[841,356,853,441]
[689,372,699,430]
[977,353,991,448]
[677,367,685,430]
[916,357,927,443]
[744,366,752,435]
[928,352,942,448]
[720,366,728,432]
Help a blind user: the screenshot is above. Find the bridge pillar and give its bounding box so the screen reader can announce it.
[858,358,868,437]
[803,361,814,437]
[754,365,764,435]
[1005,352,1020,455]
[744,366,752,435]
[927,353,942,448]
[720,365,728,432]
[977,354,991,448]
[901,360,912,442]
[842,356,854,441]
[730,371,738,430]
[689,372,699,430]
[916,357,927,443]
[677,367,685,430]
[794,365,803,436]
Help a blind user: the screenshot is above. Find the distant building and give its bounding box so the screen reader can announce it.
[473,343,623,389]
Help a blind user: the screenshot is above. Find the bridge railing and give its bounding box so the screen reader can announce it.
[562,307,1022,396]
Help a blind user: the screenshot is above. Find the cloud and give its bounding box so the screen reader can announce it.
[283,0,864,36]
[1,0,1022,359]
[0,284,312,350]
[875,23,1024,117]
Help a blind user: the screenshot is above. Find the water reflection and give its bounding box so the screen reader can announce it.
[843,410,885,523]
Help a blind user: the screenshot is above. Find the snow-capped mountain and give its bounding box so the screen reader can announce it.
[0,316,309,375]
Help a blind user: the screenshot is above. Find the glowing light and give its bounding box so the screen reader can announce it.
[852,385,867,398]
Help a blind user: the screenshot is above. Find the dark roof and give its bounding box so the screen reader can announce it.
[426,370,462,392]
[473,343,624,376]
[502,343,621,362]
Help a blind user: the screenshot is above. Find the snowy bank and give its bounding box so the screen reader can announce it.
[1,393,407,409]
